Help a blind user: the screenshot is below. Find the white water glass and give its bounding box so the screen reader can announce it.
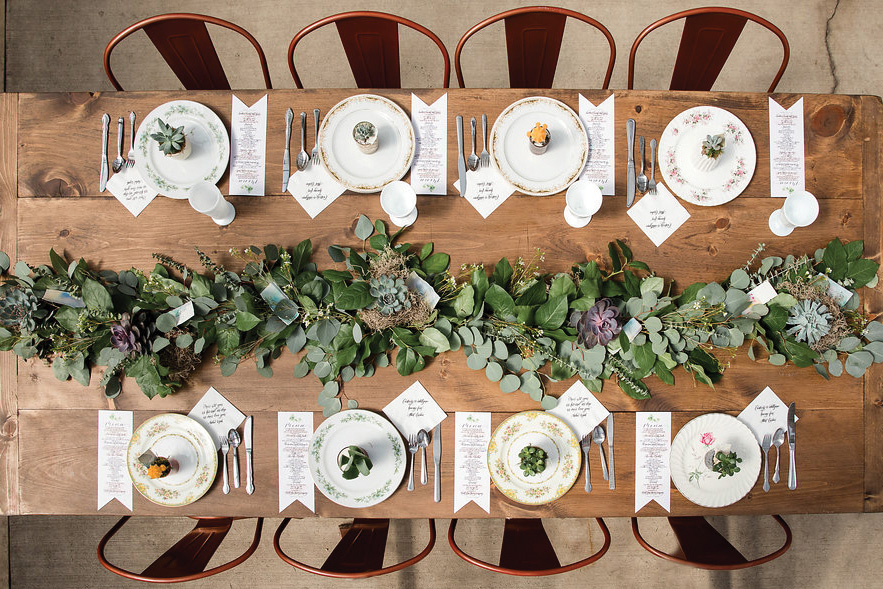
[564,180,604,228]
[768,190,819,236]
[380,180,418,227]
[188,181,235,226]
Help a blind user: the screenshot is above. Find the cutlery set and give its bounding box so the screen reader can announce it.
[761,402,798,492]
[407,426,442,502]
[282,107,322,191]
[626,118,659,206]
[221,415,255,495]
[580,413,616,493]
[455,113,492,196]
[99,111,137,191]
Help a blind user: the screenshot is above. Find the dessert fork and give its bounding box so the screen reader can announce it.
[407,433,418,491]
[220,437,230,494]
[648,138,658,195]
[580,434,592,492]
[480,114,490,169]
[310,108,320,167]
[126,112,136,168]
[636,136,648,193]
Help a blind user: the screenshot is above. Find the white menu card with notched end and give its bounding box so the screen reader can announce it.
[453,168,516,219]
[229,95,267,196]
[106,167,157,217]
[635,411,671,512]
[382,380,447,436]
[546,380,609,440]
[187,387,246,451]
[98,410,133,510]
[288,165,347,218]
[454,412,491,513]
[737,386,797,444]
[411,93,447,195]
[278,412,315,513]
[578,94,615,195]
[769,97,805,198]
[627,184,691,247]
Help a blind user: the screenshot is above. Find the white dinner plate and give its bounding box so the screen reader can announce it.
[658,106,756,206]
[318,94,415,193]
[490,97,588,196]
[309,410,406,508]
[135,100,229,199]
[670,413,762,508]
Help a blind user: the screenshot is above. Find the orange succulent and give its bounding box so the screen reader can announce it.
[527,123,548,144]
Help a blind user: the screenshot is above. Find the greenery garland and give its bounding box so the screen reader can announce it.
[1,215,881,416]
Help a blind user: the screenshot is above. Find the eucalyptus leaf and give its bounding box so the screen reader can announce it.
[500,374,520,393]
[314,361,332,378]
[485,362,504,382]
[540,396,558,410]
[354,215,374,240]
[467,352,488,370]
[768,354,787,366]
[729,268,750,289]
[837,336,861,352]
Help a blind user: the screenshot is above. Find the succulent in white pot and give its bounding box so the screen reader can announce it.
[151,118,191,160]
[353,121,378,154]
[694,133,726,172]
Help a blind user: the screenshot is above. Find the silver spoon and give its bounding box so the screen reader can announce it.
[762,432,772,492]
[228,428,241,489]
[636,135,648,193]
[296,112,309,171]
[592,425,608,480]
[467,117,479,171]
[772,427,786,484]
[112,116,125,173]
[417,429,430,485]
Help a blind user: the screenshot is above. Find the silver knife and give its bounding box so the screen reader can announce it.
[787,402,797,490]
[433,422,442,502]
[626,119,636,207]
[99,113,110,192]
[607,413,615,490]
[244,415,254,495]
[456,115,467,196]
[282,108,293,192]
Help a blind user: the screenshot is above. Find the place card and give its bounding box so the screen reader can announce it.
[627,184,690,247]
[546,380,609,440]
[278,412,315,512]
[382,380,447,436]
[288,165,347,218]
[106,167,157,217]
[97,410,133,511]
[635,411,671,512]
[769,97,805,197]
[453,168,516,219]
[826,277,855,307]
[229,95,267,196]
[411,93,447,195]
[744,280,777,315]
[187,387,246,451]
[260,283,299,325]
[623,318,642,341]
[171,300,195,326]
[407,271,440,310]
[737,386,796,444]
[454,412,491,513]
[42,289,85,308]
[578,94,615,195]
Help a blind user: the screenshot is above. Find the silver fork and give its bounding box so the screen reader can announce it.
[125,111,136,168]
[407,434,418,491]
[220,437,230,494]
[310,108,320,167]
[580,434,592,492]
[480,114,490,169]
[648,138,658,195]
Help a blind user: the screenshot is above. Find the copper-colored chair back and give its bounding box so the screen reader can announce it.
[97,516,264,583]
[288,11,450,88]
[104,13,272,91]
[455,6,615,89]
[274,518,436,578]
[628,7,789,92]
[448,518,611,576]
[631,515,792,570]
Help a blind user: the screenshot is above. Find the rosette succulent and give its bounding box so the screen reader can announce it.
[785,299,832,345]
[569,298,622,348]
[150,118,186,155]
[110,311,155,355]
[368,274,411,316]
[701,133,726,159]
[0,287,41,332]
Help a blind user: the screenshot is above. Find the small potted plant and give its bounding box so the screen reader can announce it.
[150,118,191,160]
[353,121,378,154]
[146,456,177,479]
[338,445,373,480]
[696,133,726,171]
[518,446,547,477]
[527,122,550,155]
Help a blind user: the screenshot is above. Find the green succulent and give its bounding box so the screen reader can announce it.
[338,446,373,480]
[701,133,726,159]
[368,274,411,316]
[149,118,186,155]
[711,450,742,478]
[518,446,547,477]
[786,299,832,345]
[353,121,376,143]
[0,287,41,332]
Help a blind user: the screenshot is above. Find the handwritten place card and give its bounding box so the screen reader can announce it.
[106,167,157,217]
[187,387,246,451]
[454,412,491,513]
[43,289,85,308]
[171,301,195,326]
[411,94,447,195]
[737,386,796,444]
[623,318,642,342]
[578,94,615,195]
[278,412,315,512]
[826,277,855,307]
[769,97,805,197]
[98,410,133,510]
[229,95,267,196]
[288,165,347,218]
[546,380,609,440]
[627,184,690,247]
[407,272,440,310]
[453,168,516,219]
[383,380,447,436]
[635,412,671,512]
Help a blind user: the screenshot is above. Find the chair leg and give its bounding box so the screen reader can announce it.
[499,519,561,570]
[141,518,234,578]
[322,519,389,573]
[668,517,748,566]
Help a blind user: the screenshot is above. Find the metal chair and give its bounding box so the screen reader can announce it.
[104,13,272,91]
[288,12,450,88]
[448,518,611,576]
[274,518,436,579]
[628,7,790,92]
[97,516,264,583]
[455,6,616,89]
[631,515,792,570]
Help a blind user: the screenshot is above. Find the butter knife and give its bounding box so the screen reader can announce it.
[244,415,254,495]
[99,113,110,192]
[433,422,442,502]
[787,402,797,490]
[282,108,293,192]
[456,115,467,196]
[626,119,636,207]
[607,413,615,490]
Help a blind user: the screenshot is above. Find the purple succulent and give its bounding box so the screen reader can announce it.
[109,312,155,355]
[110,322,137,354]
[569,298,622,348]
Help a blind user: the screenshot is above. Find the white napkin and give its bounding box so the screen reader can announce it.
[453,168,516,218]
[187,387,246,451]
[454,412,491,513]
[737,386,796,444]
[578,94,615,195]
[769,97,805,197]
[288,165,346,218]
[97,410,133,510]
[635,411,671,512]
[229,95,267,196]
[278,412,315,512]
[627,184,691,247]
[382,380,447,436]
[546,380,609,440]
[411,93,447,195]
[106,167,157,217]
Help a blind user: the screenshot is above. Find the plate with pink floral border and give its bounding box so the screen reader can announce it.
[670,413,761,508]
[658,106,756,206]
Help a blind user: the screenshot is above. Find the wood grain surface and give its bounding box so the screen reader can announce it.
[5,89,880,517]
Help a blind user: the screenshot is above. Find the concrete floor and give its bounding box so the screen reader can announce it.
[5,0,883,587]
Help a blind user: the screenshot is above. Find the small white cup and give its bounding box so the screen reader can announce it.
[380,181,418,227]
[188,181,235,226]
[564,180,603,228]
[768,190,819,236]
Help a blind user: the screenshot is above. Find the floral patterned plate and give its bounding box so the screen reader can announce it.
[309,409,406,508]
[658,106,756,206]
[670,413,761,508]
[135,100,229,199]
[127,413,218,507]
[487,411,581,505]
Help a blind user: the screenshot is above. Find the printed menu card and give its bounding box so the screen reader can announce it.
[769,97,805,197]
[578,94,615,195]
[288,165,346,218]
[278,412,315,512]
[546,380,609,440]
[454,412,491,513]
[411,94,447,195]
[98,410,133,510]
[635,412,671,512]
[382,380,447,436]
[454,169,516,219]
[187,387,246,451]
[737,386,796,444]
[627,184,691,247]
[229,95,267,196]
[106,167,157,217]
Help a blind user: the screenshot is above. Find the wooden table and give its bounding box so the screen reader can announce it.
[1,89,881,518]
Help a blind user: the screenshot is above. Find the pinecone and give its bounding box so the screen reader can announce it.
[569,298,622,348]
[110,311,155,354]
[0,287,40,331]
